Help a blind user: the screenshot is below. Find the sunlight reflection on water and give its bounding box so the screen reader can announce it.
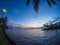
[6,29,60,45]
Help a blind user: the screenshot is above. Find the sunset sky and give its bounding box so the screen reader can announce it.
[0,0,60,28]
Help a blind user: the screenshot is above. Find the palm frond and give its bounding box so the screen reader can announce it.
[46,0,51,6]
[33,0,40,12]
[51,0,56,5]
[26,0,30,6]
[57,0,60,2]
[34,5,39,12]
[26,0,60,12]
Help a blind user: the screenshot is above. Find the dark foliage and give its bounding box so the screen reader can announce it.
[0,17,8,30]
[57,0,60,2]
[51,0,56,5]
[43,17,60,29]
[26,0,60,12]
[26,0,30,5]
[46,0,51,6]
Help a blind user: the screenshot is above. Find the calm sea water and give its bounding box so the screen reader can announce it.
[5,29,60,45]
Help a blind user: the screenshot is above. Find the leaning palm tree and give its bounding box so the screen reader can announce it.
[0,9,8,30]
[26,0,60,12]
[0,17,8,30]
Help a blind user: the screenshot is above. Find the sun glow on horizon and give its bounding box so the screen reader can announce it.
[12,24,43,28]
[24,24,43,28]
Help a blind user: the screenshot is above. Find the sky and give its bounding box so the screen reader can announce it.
[0,0,60,28]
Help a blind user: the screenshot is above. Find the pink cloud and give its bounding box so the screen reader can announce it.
[8,19,41,28]
[12,24,18,27]
[8,19,15,24]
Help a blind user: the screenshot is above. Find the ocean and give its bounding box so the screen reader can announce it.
[5,29,60,45]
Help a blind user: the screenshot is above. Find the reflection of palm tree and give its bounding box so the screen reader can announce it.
[26,0,60,12]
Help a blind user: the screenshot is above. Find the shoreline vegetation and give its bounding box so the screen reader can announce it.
[43,23,60,30]
[0,17,16,45]
[0,29,16,45]
[0,29,8,45]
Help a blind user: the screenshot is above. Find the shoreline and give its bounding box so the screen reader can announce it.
[0,29,8,45]
[0,29,16,45]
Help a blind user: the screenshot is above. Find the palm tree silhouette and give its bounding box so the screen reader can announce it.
[26,0,60,12]
[0,17,8,30]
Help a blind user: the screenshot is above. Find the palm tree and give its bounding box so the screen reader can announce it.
[26,0,60,12]
[0,17,8,30]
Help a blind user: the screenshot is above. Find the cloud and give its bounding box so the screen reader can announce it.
[8,19,15,24]
[8,19,29,28]
[8,19,42,28]
[11,24,19,27]
[8,19,19,27]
